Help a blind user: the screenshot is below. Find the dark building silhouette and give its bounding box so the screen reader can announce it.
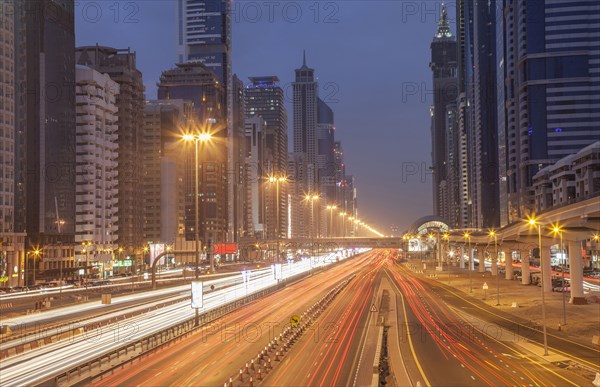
[429,2,457,222]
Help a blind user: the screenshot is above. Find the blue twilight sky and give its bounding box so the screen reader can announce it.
[75,0,457,233]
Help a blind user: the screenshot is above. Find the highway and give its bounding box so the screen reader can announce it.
[0,250,365,386]
[90,251,380,386]
[2,248,597,386]
[386,261,598,386]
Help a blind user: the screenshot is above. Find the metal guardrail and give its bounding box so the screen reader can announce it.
[51,257,344,386]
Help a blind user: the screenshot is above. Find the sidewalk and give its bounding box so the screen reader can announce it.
[409,259,600,345]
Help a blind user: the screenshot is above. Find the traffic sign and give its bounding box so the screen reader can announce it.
[290,315,300,326]
[370,304,378,312]
[483,282,489,290]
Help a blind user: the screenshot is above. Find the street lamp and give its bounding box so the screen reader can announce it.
[552,225,566,325]
[326,204,337,238]
[183,132,212,327]
[304,194,320,239]
[142,246,149,278]
[27,248,42,286]
[339,212,347,238]
[489,230,500,306]
[528,217,549,356]
[82,241,92,281]
[464,232,472,293]
[268,175,287,262]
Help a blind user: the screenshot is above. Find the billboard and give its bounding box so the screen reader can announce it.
[191,281,203,309]
[214,243,238,255]
[149,243,165,267]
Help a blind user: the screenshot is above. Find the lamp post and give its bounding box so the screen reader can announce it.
[27,248,42,286]
[464,232,472,292]
[305,194,320,239]
[339,212,347,238]
[183,132,212,327]
[552,225,566,325]
[528,217,549,356]
[326,205,337,238]
[81,241,92,282]
[268,175,287,262]
[489,230,500,306]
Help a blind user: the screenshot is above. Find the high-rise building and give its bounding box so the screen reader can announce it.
[231,75,246,244]
[245,76,289,239]
[142,99,195,245]
[74,66,119,270]
[497,0,600,225]
[176,0,234,244]
[244,117,267,237]
[287,152,309,238]
[293,52,319,191]
[429,2,458,222]
[1,1,26,287]
[176,0,231,85]
[157,62,227,246]
[455,0,499,228]
[317,98,336,205]
[22,1,76,248]
[75,45,146,253]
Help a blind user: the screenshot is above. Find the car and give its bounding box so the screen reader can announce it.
[553,285,571,292]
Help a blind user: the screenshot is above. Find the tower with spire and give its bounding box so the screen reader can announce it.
[429,1,458,224]
[292,50,318,187]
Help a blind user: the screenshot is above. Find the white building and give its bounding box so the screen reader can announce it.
[244,116,266,237]
[75,65,119,276]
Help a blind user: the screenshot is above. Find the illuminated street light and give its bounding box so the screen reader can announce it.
[268,175,287,262]
[182,132,213,327]
[551,224,566,325]
[527,216,549,356]
[489,230,499,306]
[463,232,472,292]
[27,248,42,286]
[326,204,337,238]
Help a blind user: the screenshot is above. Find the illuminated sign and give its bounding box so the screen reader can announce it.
[191,281,203,309]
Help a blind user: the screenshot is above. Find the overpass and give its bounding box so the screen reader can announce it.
[239,237,405,254]
[405,197,599,305]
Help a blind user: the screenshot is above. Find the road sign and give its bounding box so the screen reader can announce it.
[483,282,489,290]
[290,315,300,326]
[370,304,378,312]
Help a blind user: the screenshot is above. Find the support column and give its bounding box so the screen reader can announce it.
[460,246,465,269]
[521,251,531,285]
[478,248,485,273]
[504,250,514,280]
[541,245,552,293]
[491,254,498,276]
[568,240,585,304]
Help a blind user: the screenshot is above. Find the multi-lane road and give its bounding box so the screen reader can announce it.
[2,249,598,386]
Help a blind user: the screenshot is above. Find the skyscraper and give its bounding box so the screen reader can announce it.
[176,0,231,85]
[244,116,267,237]
[75,65,119,269]
[76,45,146,252]
[293,52,319,192]
[245,76,288,239]
[455,0,499,228]
[176,0,234,243]
[22,0,77,245]
[497,0,600,225]
[317,98,336,204]
[142,99,195,244]
[1,0,26,287]
[157,62,227,246]
[429,2,458,221]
